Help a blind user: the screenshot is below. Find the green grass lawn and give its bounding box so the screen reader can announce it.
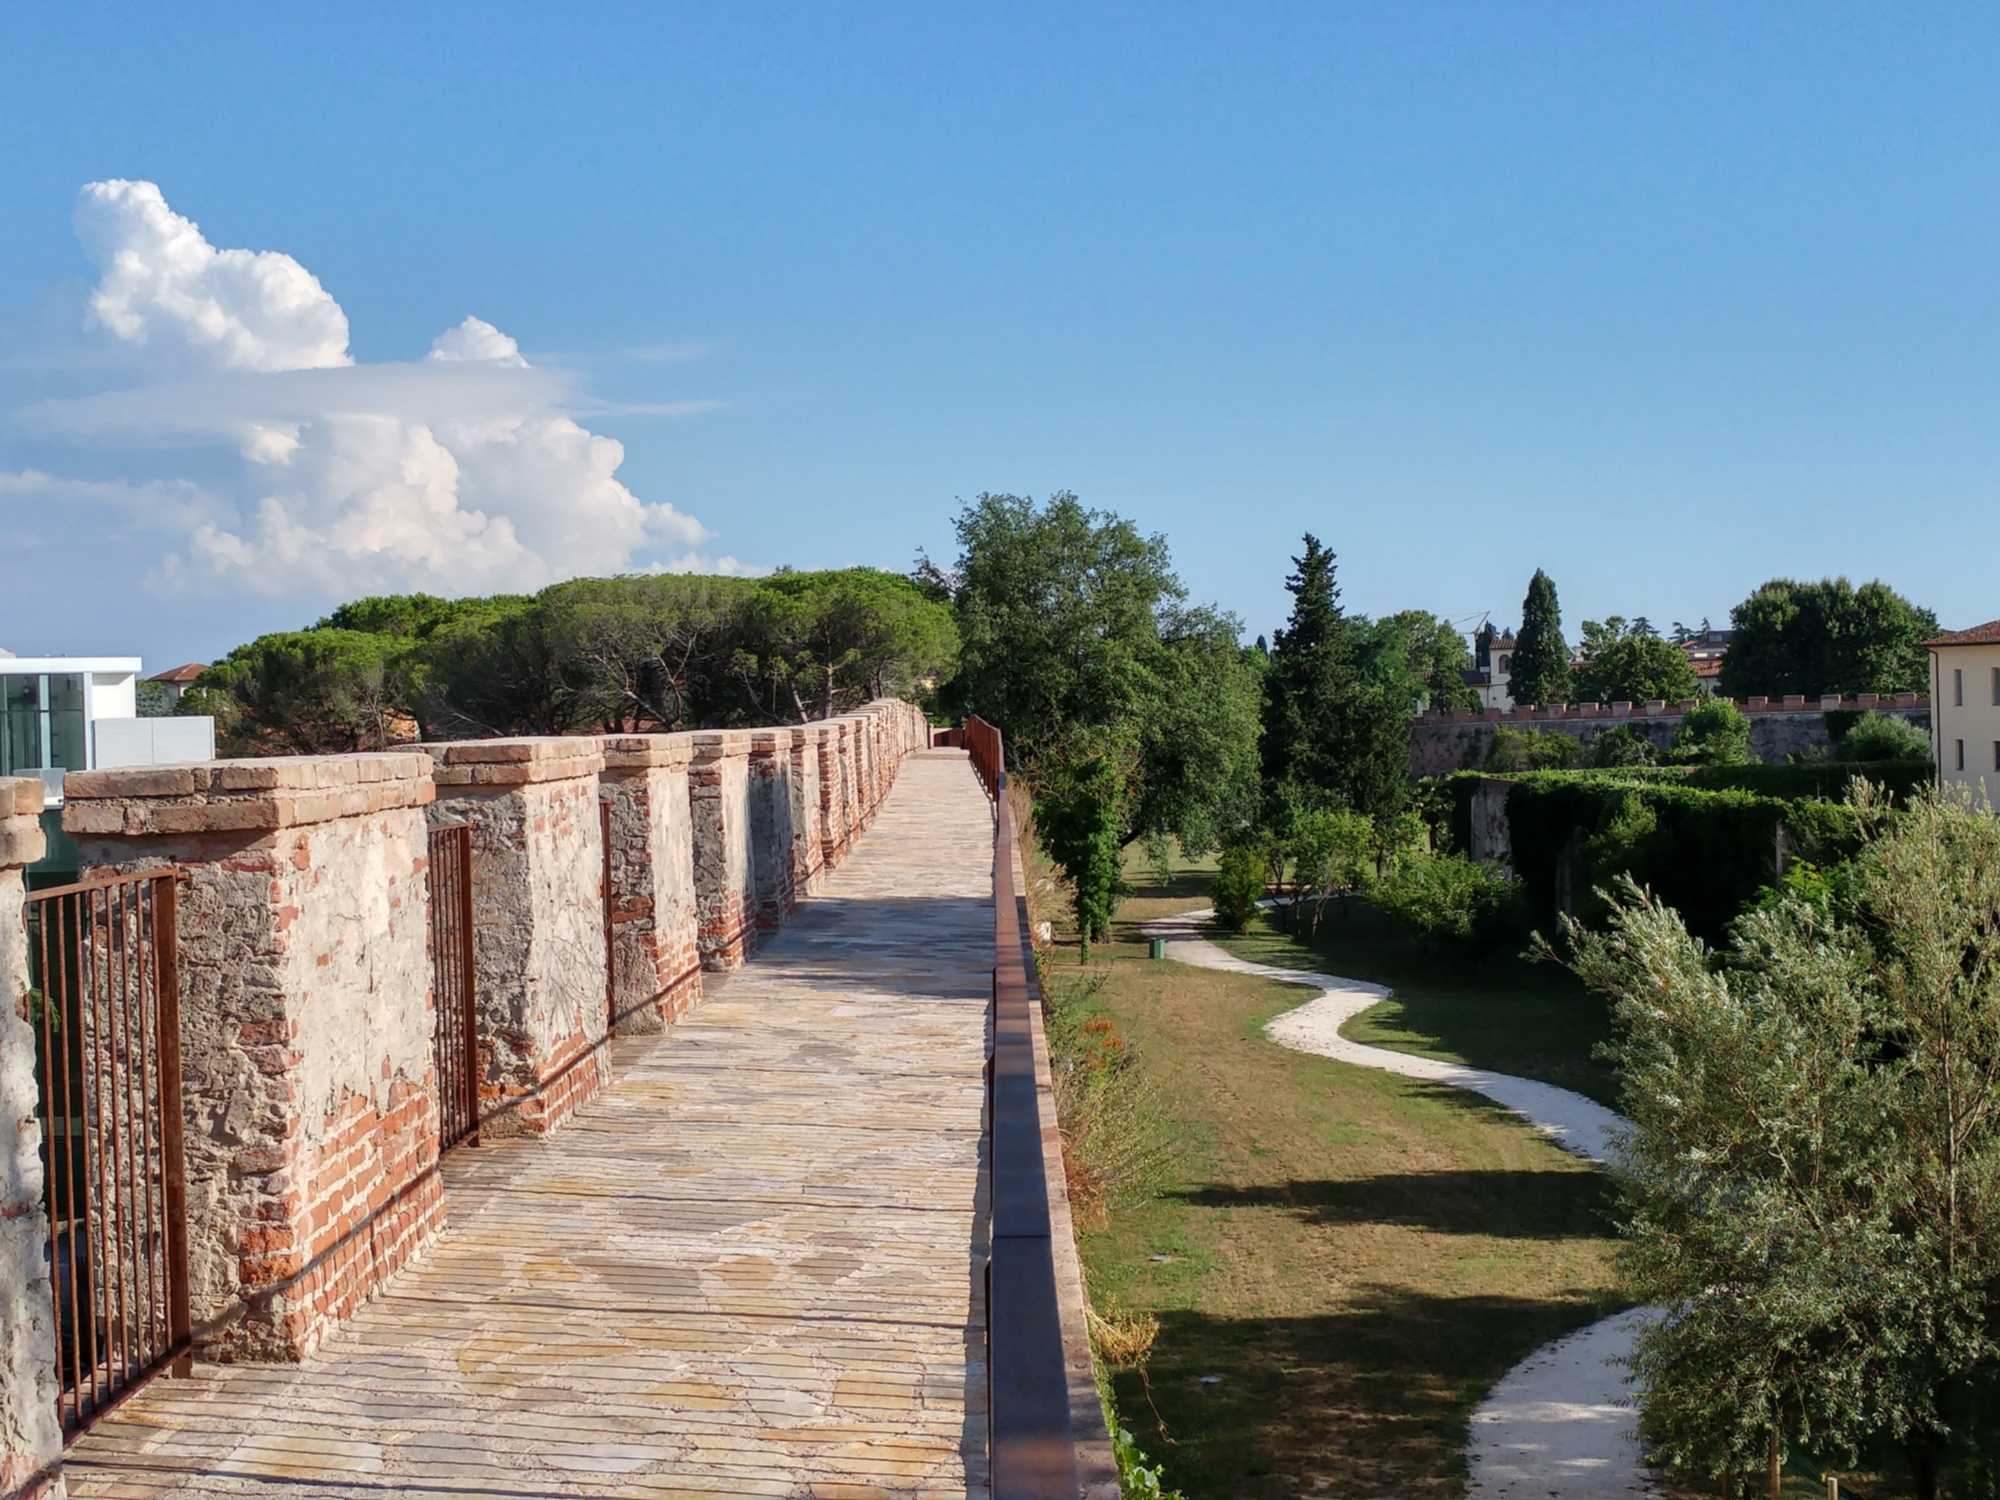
[1213,898,1624,1110]
[1029,848,1625,1497]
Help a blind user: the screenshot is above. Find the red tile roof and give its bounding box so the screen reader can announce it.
[1925,621,2000,647]
[150,662,207,683]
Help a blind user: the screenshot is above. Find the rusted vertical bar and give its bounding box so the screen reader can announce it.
[34,899,67,1431]
[136,880,161,1365]
[88,888,113,1417]
[457,827,478,1147]
[601,799,615,1031]
[153,875,191,1377]
[108,882,133,1395]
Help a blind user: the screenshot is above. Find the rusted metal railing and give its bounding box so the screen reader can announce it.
[969,716,1080,1498]
[965,714,1003,801]
[25,869,191,1438]
[600,799,616,1031]
[427,822,480,1152]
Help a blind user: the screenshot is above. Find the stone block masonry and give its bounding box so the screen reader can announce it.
[61,754,442,1365]
[424,738,610,1139]
[600,734,702,1037]
[690,731,758,969]
[0,778,61,1498]
[748,729,798,930]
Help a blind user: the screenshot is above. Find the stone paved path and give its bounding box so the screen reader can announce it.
[64,752,994,1500]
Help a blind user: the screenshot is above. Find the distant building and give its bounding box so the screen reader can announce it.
[1928,622,2000,802]
[149,661,208,708]
[1680,628,1734,695]
[1462,626,1516,711]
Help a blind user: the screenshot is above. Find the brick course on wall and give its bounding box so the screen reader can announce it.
[1410,692,1932,776]
[424,739,610,1140]
[62,754,443,1364]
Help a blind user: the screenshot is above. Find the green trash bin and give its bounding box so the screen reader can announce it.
[1149,936,1166,960]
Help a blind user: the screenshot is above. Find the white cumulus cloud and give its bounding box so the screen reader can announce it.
[76,180,352,374]
[14,180,728,602]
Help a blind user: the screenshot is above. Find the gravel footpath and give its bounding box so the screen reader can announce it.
[1137,906,1658,1498]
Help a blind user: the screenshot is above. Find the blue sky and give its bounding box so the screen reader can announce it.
[2,4,1999,669]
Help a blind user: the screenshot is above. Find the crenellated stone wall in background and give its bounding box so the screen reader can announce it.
[1410,692,1932,776]
[0,700,931,1488]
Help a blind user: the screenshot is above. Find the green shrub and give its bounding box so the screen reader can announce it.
[1034,755,1126,962]
[1587,724,1659,768]
[1370,852,1524,954]
[1834,710,1931,763]
[1505,771,1872,940]
[1670,697,1753,765]
[1684,759,1932,802]
[1485,724,1583,772]
[1211,841,1267,933]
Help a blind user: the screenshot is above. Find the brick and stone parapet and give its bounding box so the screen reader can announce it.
[600,735,702,1036]
[62,753,442,1364]
[814,723,844,872]
[788,726,828,897]
[748,730,798,931]
[0,779,61,1498]
[424,738,610,1139]
[690,731,758,971]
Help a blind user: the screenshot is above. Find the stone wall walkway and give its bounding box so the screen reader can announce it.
[63,751,994,1500]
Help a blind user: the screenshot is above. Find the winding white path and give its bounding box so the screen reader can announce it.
[1139,906,1658,1499]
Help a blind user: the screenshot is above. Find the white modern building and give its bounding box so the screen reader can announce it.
[0,650,215,879]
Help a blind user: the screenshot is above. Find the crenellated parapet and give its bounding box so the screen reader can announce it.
[0,699,931,1420]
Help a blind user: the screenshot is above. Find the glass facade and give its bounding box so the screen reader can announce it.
[0,673,86,775]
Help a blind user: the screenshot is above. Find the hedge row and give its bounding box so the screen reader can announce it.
[1437,765,1915,940]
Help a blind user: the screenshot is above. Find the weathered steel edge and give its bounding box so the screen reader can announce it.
[1014,827,1122,1496]
[981,726,1084,1499]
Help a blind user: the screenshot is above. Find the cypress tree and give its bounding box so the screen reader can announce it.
[1260,535,1410,819]
[1510,568,1571,708]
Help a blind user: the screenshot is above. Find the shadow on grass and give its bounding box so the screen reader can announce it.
[1114,1285,1622,1500]
[1169,1165,1617,1240]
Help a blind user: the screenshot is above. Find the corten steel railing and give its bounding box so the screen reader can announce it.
[25,870,191,1439]
[965,715,1003,802]
[427,823,480,1152]
[968,716,1081,1498]
[600,799,616,1031]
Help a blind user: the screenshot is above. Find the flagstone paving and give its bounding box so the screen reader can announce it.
[63,751,994,1499]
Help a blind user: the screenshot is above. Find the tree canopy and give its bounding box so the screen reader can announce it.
[1565,790,2000,1498]
[1574,616,1700,704]
[191,568,959,753]
[1509,569,1571,708]
[1718,577,1939,701]
[930,492,1261,942]
[1259,535,1410,822]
